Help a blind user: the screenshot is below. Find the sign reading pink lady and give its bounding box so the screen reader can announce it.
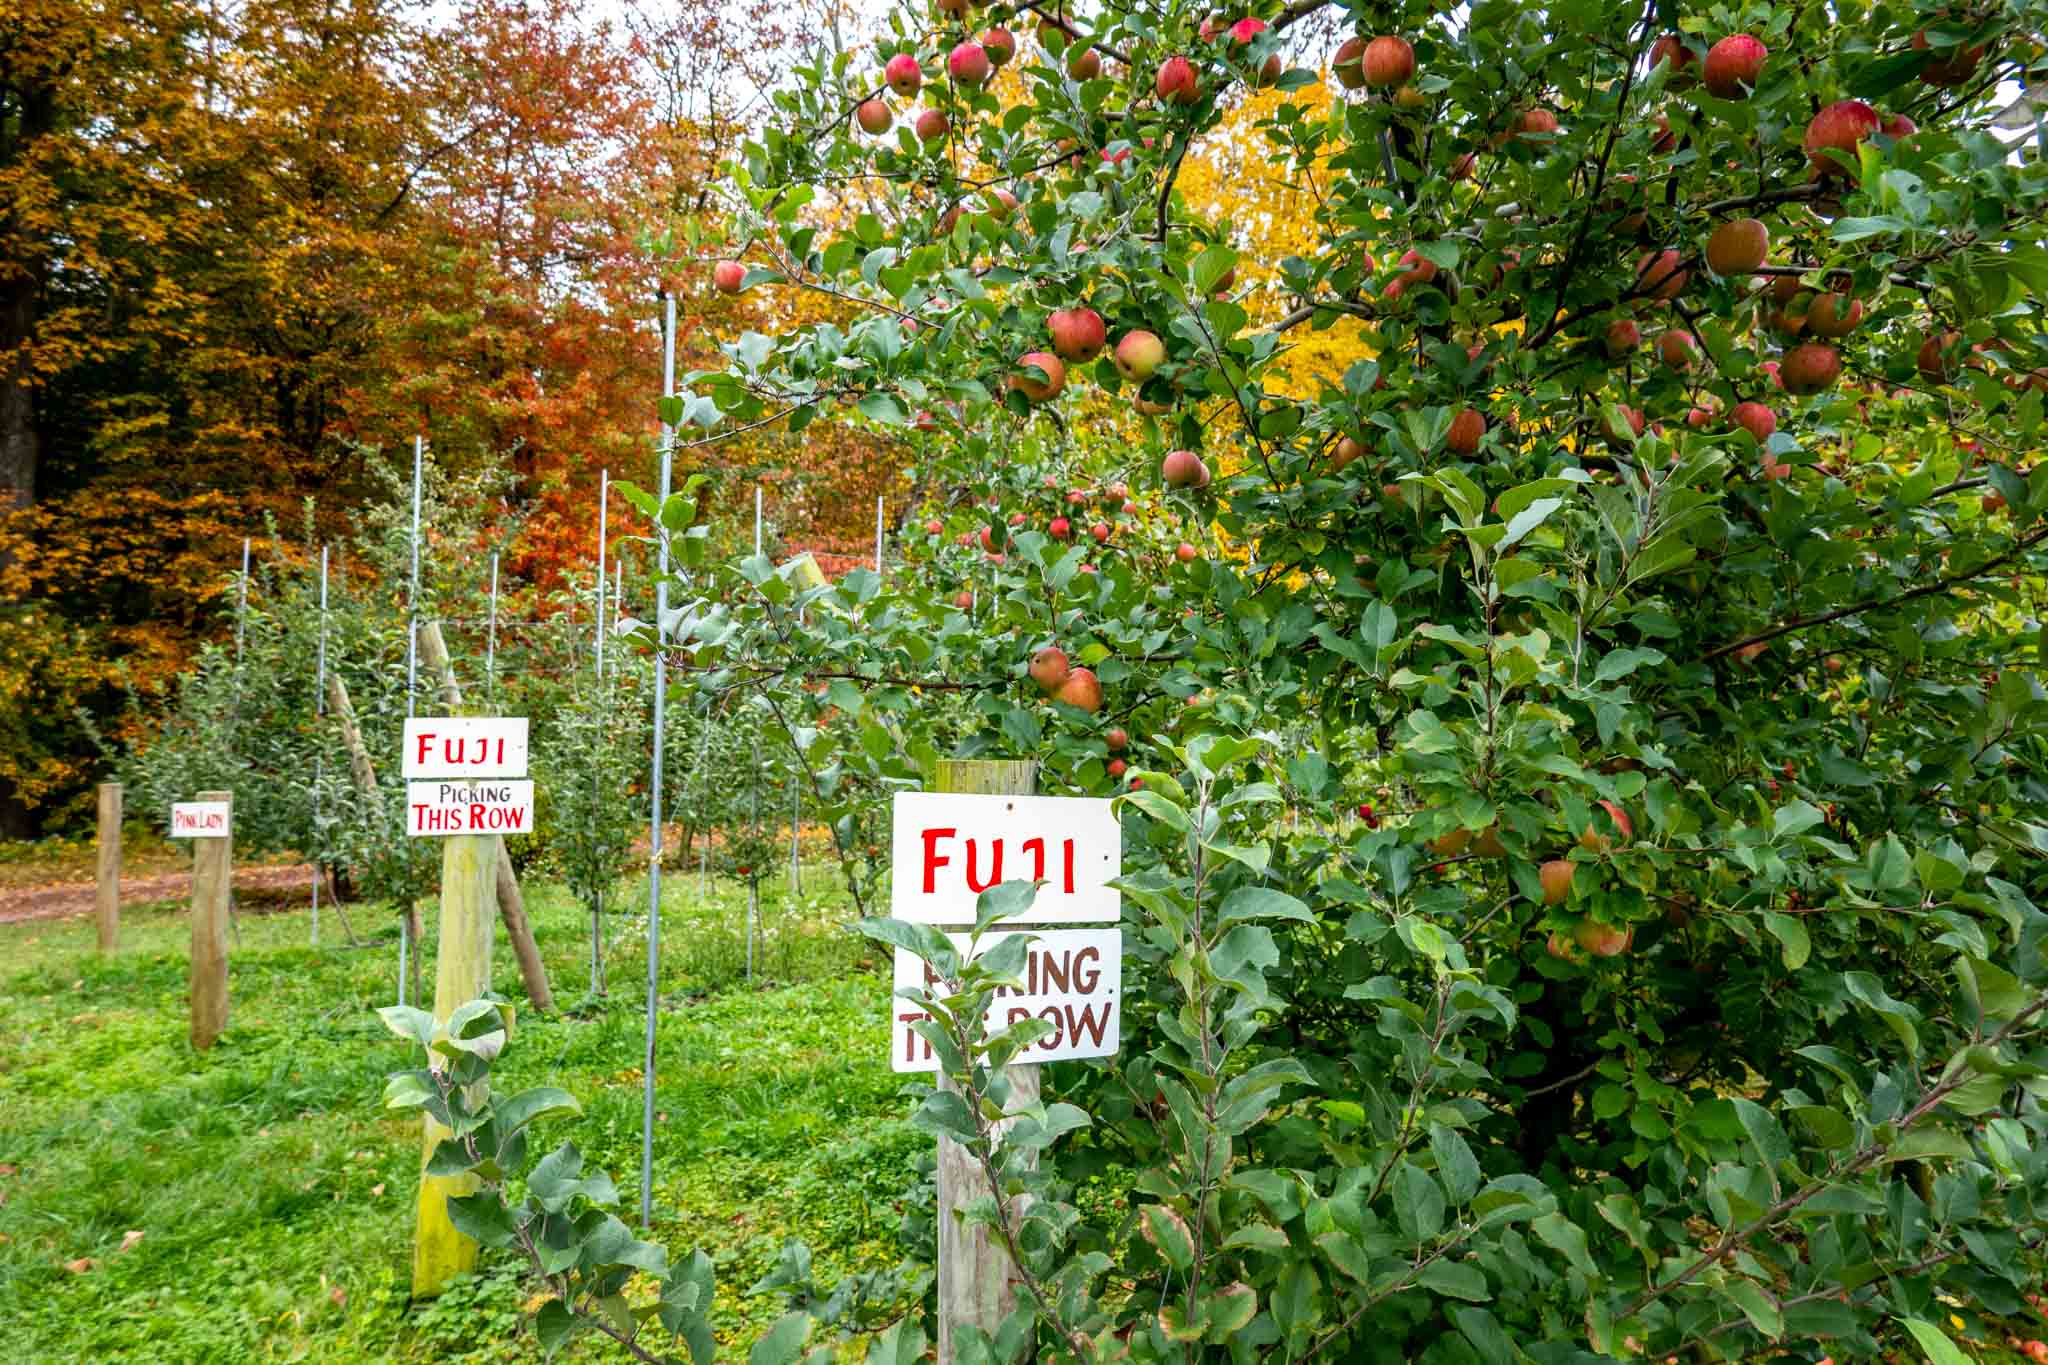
[888,791,1122,1072]
[170,801,231,838]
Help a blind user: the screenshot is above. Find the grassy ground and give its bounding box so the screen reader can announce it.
[0,863,918,1362]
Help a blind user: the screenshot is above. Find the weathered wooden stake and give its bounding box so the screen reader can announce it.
[95,782,121,952]
[189,790,232,1050]
[328,673,424,963]
[933,757,1039,1365]
[411,830,497,1298]
[419,620,554,1013]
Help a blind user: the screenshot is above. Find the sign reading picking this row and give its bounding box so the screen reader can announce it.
[888,791,1123,1073]
[402,717,532,838]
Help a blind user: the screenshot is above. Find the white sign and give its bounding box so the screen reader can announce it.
[401,717,529,780]
[169,801,231,838]
[890,792,1120,925]
[892,928,1121,1072]
[406,780,536,837]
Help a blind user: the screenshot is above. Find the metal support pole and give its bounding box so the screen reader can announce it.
[875,494,885,574]
[486,553,500,705]
[313,545,329,948]
[641,294,676,1230]
[402,432,425,1008]
[595,468,609,680]
[754,485,763,556]
[235,537,251,666]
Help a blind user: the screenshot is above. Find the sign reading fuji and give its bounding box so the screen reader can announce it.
[401,717,529,780]
[889,791,1119,925]
[170,801,232,838]
[891,928,1121,1071]
[407,780,536,837]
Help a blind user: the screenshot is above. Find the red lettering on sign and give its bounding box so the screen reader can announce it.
[415,731,437,766]
[965,838,1003,893]
[921,827,956,893]
[1063,1001,1111,1048]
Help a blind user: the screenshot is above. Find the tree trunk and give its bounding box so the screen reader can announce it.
[418,620,553,1012]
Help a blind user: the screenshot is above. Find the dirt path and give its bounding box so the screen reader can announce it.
[0,865,318,925]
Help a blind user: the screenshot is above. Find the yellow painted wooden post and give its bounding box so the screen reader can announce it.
[932,758,1039,1365]
[412,830,498,1297]
[189,791,232,1050]
[95,782,121,953]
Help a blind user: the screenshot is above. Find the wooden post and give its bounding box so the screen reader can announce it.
[418,621,554,1012]
[932,758,1039,1365]
[189,790,232,1050]
[95,782,121,952]
[411,830,498,1297]
[329,673,424,961]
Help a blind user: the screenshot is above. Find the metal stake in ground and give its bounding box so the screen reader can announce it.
[401,433,426,1008]
[486,552,500,706]
[313,543,329,948]
[641,293,676,1231]
[235,537,251,666]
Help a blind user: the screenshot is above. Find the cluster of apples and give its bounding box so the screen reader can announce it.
[1029,644,1104,713]
[1429,800,1640,958]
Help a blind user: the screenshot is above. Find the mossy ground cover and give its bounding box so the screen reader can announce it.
[0,866,919,1362]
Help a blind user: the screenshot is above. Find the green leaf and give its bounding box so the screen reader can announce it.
[1392,1163,1446,1242]
[750,1311,811,1365]
[535,1298,584,1357]
[494,1086,582,1137]
[1141,1204,1195,1271]
[1718,1278,1784,1339]
[445,1191,521,1249]
[1531,1211,1596,1276]
[1903,1317,1975,1365]
[1418,1260,1491,1301]
[1771,800,1825,841]
[1451,1305,1517,1365]
[1217,886,1314,927]
[1762,913,1811,970]
[1429,1123,1481,1205]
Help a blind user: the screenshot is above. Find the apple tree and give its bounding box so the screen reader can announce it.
[644,0,2048,1358]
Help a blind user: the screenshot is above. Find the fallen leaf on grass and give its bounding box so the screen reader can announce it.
[329,1287,346,1306]
[64,1258,94,1274]
[118,1230,144,1254]
[370,1183,385,1197]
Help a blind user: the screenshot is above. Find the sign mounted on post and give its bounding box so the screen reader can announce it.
[402,717,529,780]
[407,780,536,837]
[892,927,1121,1072]
[890,791,1120,925]
[170,801,232,838]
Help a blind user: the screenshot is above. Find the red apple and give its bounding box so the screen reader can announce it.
[953,590,973,610]
[712,260,747,293]
[1155,54,1200,104]
[1106,727,1129,750]
[1068,46,1102,79]
[1161,449,1207,487]
[915,109,948,141]
[948,41,993,86]
[1805,100,1880,178]
[1446,408,1486,456]
[1332,435,1366,468]
[1054,667,1103,712]
[1604,318,1642,358]
[1918,330,1963,383]
[1657,330,1699,370]
[1702,34,1767,98]
[1089,522,1110,543]
[1048,307,1106,363]
[924,518,943,535]
[1106,758,1127,778]
[1649,34,1695,85]
[884,52,923,97]
[1806,293,1863,338]
[1382,248,1439,302]
[1049,516,1072,540]
[855,98,892,134]
[980,27,1015,66]
[1332,36,1368,89]
[1913,29,1986,87]
[1731,400,1777,444]
[1361,35,1415,89]
[1634,249,1687,300]
[1518,106,1560,139]
[1706,217,1768,275]
[1175,542,1199,562]
[1882,111,1917,141]
[1114,330,1167,380]
[1029,645,1071,693]
[1540,859,1575,905]
[1010,351,1066,401]
[1781,342,1841,395]
[1575,920,1634,957]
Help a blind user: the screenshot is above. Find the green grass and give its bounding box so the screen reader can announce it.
[0,866,919,1362]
